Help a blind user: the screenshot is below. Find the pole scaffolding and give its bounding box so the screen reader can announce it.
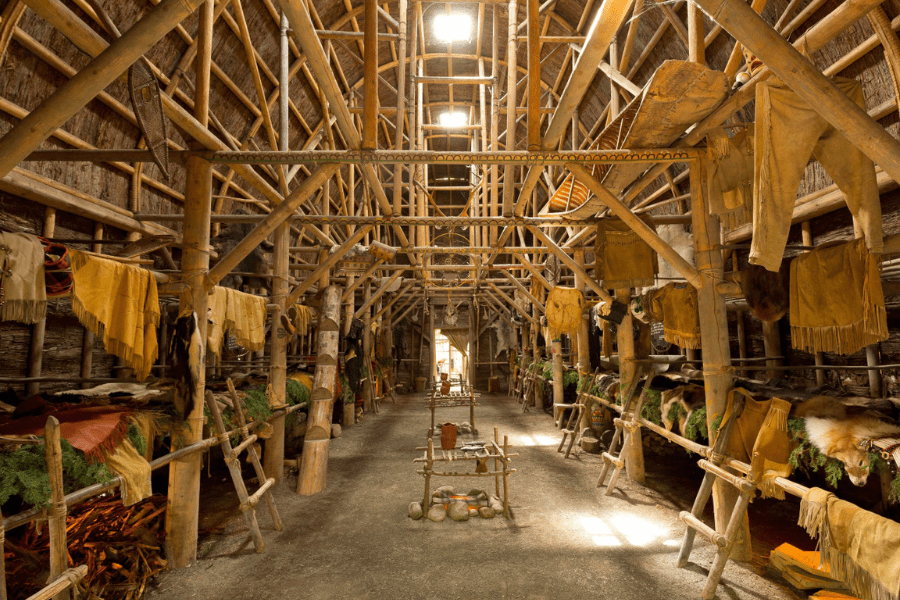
[133,214,692,226]
[28,148,700,164]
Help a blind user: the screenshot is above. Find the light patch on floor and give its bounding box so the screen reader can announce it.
[533,434,558,446]
[579,512,679,548]
[517,435,536,446]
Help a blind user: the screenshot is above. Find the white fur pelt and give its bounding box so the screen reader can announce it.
[655,224,695,282]
[491,320,518,357]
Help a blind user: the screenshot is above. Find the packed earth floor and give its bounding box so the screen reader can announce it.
[146,392,809,600]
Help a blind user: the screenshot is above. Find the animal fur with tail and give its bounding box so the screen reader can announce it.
[795,396,900,486]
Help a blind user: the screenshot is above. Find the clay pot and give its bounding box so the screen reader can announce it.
[440,372,449,381]
[441,381,451,395]
[440,422,457,450]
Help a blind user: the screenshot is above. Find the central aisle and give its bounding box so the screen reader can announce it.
[148,391,800,600]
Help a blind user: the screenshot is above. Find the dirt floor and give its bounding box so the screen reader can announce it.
[146,391,812,600]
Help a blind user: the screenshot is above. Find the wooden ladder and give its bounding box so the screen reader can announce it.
[596,368,650,495]
[557,369,601,458]
[202,379,283,553]
[676,389,756,600]
[521,362,539,413]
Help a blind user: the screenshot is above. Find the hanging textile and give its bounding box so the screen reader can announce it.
[70,250,159,381]
[0,406,131,463]
[594,216,659,289]
[442,328,469,358]
[799,487,900,600]
[789,238,887,355]
[0,232,46,323]
[750,76,883,272]
[720,388,792,500]
[206,286,267,358]
[546,286,584,341]
[646,283,701,350]
[39,237,73,298]
[100,438,152,506]
[706,125,753,215]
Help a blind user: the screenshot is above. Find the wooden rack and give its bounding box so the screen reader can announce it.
[425,382,480,435]
[414,427,517,517]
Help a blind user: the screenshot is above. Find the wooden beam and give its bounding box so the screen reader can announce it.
[206,164,341,288]
[515,254,552,291]
[500,269,545,312]
[690,0,900,186]
[340,259,386,301]
[0,0,205,179]
[287,225,375,304]
[354,270,404,318]
[526,225,613,304]
[487,281,538,326]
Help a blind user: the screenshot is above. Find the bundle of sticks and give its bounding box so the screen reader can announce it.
[6,493,167,600]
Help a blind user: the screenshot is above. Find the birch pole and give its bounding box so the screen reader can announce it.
[298,285,342,495]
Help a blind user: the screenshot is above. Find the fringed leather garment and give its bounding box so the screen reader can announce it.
[750,77,883,272]
[789,238,887,355]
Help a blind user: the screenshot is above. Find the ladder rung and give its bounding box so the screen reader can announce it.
[241,477,275,512]
[230,434,259,461]
[601,452,624,468]
[679,511,728,548]
[698,459,755,493]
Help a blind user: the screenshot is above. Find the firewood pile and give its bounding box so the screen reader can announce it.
[6,494,167,600]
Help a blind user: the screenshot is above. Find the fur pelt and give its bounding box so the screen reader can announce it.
[740,261,791,322]
[168,312,201,419]
[795,396,900,486]
[655,225,694,283]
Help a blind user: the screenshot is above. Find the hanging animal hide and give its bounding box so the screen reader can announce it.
[546,286,584,340]
[655,224,695,284]
[740,262,790,322]
[168,312,201,420]
[490,320,517,357]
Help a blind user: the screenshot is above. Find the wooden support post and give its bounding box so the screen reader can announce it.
[616,288,645,482]
[503,0,518,216]
[26,206,56,397]
[575,250,592,432]
[490,2,500,245]
[44,416,68,600]
[690,156,751,562]
[363,0,378,150]
[79,222,103,388]
[166,159,212,568]
[362,283,374,412]
[392,0,408,216]
[552,338,564,425]
[298,285,342,495]
[429,302,436,385]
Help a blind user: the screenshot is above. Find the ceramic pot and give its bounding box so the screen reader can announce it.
[440,422,457,450]
[440,372,449,381]
[441,381,451,395]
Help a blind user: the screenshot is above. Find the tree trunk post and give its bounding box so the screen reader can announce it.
[297,285,342,495]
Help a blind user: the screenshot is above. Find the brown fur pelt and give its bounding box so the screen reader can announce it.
[795,396,900,486]
[740,261,791,322]
[660,384,705,436]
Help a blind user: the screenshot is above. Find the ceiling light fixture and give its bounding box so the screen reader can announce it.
[439,111,468,128]
[433,13,472,43]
